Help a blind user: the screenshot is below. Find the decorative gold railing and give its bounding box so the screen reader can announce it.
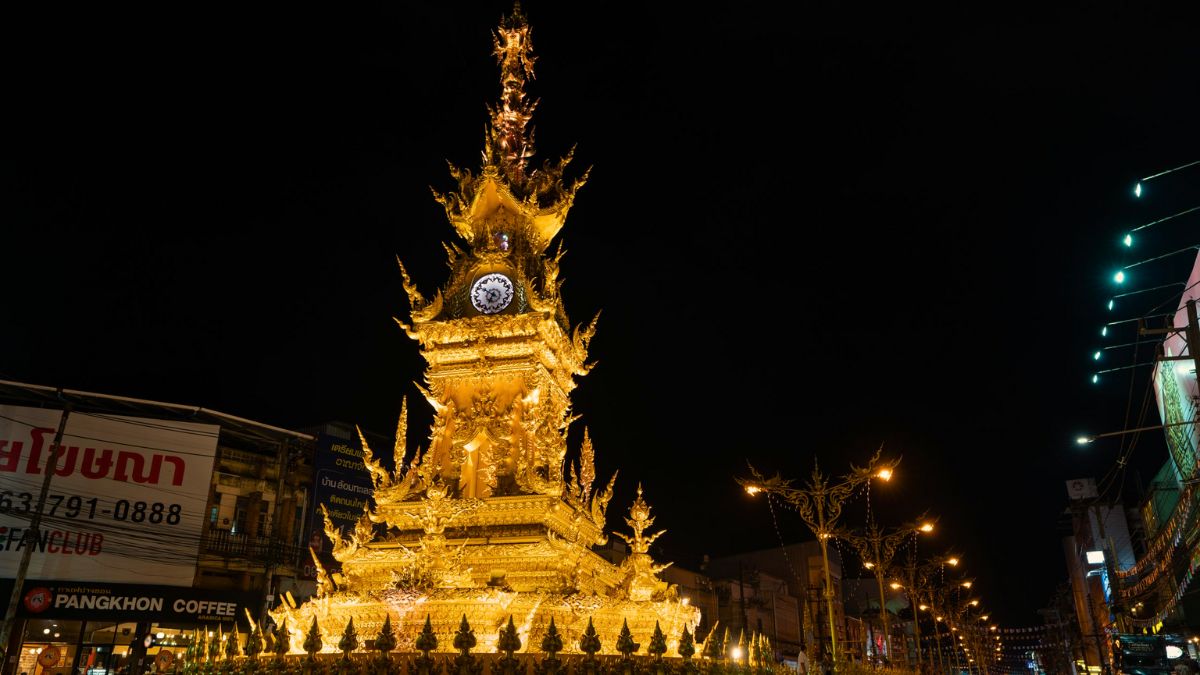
[175,614,804,675]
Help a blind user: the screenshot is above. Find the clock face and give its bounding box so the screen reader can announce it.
[470,273,515,314]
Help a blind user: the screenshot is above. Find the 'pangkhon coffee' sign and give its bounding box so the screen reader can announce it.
[8,580,259,626]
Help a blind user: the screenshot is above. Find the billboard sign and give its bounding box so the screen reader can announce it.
[305,423,376,576]
[0,405,219,586]
[1152,251,1200,481]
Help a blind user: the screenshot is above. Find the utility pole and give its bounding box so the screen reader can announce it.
[0,402,71,671]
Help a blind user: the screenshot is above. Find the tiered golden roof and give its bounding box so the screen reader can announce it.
[272,4,699,656]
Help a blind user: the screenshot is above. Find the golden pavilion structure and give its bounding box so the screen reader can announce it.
[270,5,701,656]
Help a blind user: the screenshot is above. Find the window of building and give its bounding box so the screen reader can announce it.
[232,496,249,534]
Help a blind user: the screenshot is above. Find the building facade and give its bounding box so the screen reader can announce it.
[0,382,314,675]
[706,542,843,664]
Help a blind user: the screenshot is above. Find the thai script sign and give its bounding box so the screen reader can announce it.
[305,423,376,577]
[0,405,219,585]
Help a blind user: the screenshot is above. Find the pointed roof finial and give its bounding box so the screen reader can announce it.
[487,1,538,183]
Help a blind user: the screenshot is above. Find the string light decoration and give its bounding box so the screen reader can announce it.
[1077,158,1200,650]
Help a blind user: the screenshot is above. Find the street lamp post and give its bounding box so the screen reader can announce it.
[903,556,945,671]
[941,589,986,675]
[923,555,961,675]
[841,518,934,666]
[739,447,897,667]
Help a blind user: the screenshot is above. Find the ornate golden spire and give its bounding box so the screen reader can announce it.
[429,3,587,253]
[618,483,667,555]
[487,1,537,183]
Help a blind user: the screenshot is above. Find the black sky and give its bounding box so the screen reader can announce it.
[5,1,1199,626]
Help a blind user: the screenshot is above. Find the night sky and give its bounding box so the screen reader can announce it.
[6,2,1199,627]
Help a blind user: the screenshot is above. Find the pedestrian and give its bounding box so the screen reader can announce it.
[797,644,810,675]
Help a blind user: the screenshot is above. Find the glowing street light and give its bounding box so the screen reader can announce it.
[738,447,897,664]
[1076,419,1200,446]
[961,581,972,589]
[841,515,932,664]
[946,557,959,567]
[1123,234,1133,247]
[1114,270,1126,284]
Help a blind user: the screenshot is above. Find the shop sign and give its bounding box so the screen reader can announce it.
[0,405,219,586]
[3,579,259,627]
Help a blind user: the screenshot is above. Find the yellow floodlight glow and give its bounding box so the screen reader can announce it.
[962,581,972,589]
[890,582,902,590]
[947,557,959,566]
[877,467,893,481]
[864,561,875,569]
[920,522,934,533]
[745,485,762,496]
[731,647,743,660]
[919,604,929,611]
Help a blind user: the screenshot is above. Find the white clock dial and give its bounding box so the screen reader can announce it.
[470,273,515,314]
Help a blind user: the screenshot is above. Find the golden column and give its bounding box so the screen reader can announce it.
[738,448,897,666]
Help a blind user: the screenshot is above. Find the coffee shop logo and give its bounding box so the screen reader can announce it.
[23,587,53,613]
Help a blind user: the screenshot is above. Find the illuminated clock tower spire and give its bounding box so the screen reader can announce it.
[394,3,594,502]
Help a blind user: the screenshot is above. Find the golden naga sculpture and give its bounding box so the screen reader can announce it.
[272,4,699,657]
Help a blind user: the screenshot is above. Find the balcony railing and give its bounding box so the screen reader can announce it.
[201,529,305,567]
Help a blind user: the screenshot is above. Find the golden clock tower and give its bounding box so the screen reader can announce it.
[273,5,699,654]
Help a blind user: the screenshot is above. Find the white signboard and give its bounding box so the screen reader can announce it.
[1065,477,1098,500]
[0,405,219,586]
